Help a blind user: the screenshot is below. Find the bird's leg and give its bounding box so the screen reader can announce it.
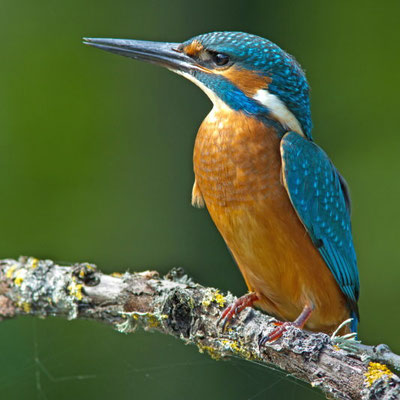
[217,292,259,331]
[259,304,313,346]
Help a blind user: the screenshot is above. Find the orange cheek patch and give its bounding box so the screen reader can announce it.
[183,40,204,56]
[221,67,270,96]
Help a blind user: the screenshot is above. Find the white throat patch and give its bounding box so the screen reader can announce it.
[173,70,304,135]
[253,89,304,135]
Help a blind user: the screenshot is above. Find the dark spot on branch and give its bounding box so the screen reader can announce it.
[72,263,100,287]
[164,291,193,338]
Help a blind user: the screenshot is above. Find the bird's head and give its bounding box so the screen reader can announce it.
[84,32,312,138]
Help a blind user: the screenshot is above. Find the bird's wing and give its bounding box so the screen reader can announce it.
[280,131,360,327]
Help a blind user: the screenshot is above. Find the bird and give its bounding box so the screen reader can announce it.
[83,32,360,342]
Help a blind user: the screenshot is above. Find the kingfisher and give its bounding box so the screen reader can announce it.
[84,32,360,341]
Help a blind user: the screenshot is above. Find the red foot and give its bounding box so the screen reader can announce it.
[259,304,313,346]
[217,292,258,331]
[259,321,293,345]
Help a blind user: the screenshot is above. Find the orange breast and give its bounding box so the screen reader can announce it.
[193,108,350,334]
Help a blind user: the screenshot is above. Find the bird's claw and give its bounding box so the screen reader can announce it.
[217,303,236,331]
[258,321,291,347]
[217,292,258,331]
[259,304,313,347]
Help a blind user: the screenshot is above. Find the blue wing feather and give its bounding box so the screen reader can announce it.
[280,132,359,331]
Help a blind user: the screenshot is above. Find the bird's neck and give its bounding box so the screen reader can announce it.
[181,70,298,137]
[203,100,286,139]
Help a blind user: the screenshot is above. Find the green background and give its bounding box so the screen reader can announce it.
[1,1,399,399]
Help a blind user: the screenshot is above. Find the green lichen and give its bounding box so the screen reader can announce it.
[116,314,138,333]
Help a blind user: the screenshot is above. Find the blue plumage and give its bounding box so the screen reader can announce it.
[281,132,360,331]
[184,32,312,138]
[198,72,267,115]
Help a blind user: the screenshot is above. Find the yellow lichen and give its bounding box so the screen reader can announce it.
[202,290,226,308]
[197,344,222,360]
[364,362,393,387]
[16,301,32,313]
[214,290,226,307]
[202,299,211,307]
[28,258,39,269]
[14,276,24,286]
[68,281,83,301]
[21,302,31,313]
[79,264,95,278]
[147,315,161,328]
[14,269,27,286]
[111,272,123,278]
[121,312,168,329]
[5,265,17,279]
[221,339,255,360]
[144,313,168,328]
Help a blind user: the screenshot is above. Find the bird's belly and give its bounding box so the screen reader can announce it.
[206,190,349,333]
[194,112,349,333]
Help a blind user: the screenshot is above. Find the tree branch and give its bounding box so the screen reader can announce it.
[0,257,399,400]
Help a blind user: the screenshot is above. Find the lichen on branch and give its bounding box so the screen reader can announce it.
[0,257,399,400]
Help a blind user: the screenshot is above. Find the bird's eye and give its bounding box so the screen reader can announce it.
[211,52,230,67]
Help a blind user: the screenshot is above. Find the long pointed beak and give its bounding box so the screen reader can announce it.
[83,37,198,73]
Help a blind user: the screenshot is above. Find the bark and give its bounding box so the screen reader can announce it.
[0,257,399,400]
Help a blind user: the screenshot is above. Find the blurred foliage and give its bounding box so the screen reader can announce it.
[0,1,399,399]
